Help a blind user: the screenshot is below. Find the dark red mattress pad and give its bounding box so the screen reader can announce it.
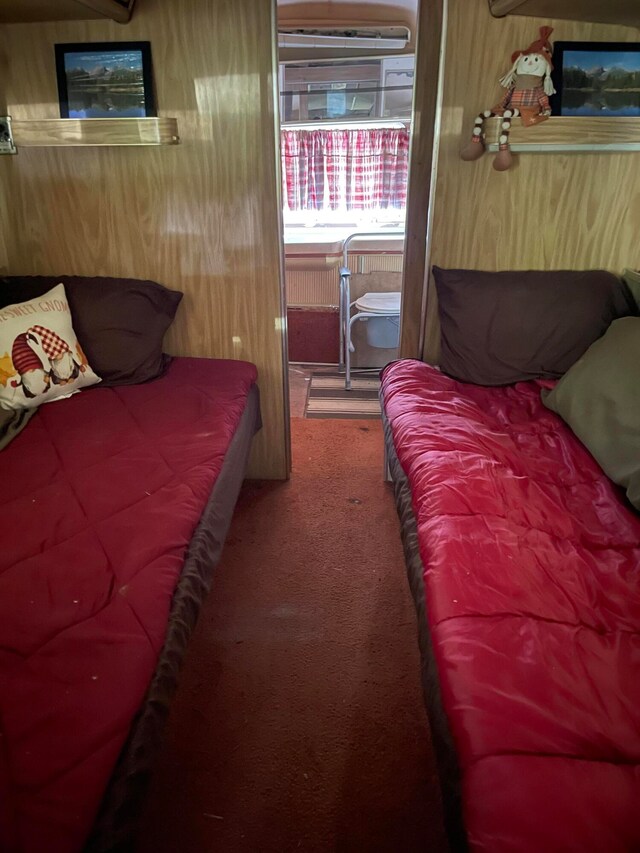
[381,360,640,852]
[0,357,257,853]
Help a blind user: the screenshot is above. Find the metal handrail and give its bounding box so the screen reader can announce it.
[338,229,404,388]
[341,229,404,269]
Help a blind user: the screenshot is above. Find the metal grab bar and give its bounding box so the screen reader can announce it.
[338,230,404,388]
[338,265,350,374]
[341,230,404,269]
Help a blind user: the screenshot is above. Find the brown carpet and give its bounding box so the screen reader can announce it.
[136,418,446,853]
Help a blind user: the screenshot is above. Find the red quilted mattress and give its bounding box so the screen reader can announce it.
[0,357,257,853]
[381,360,640,853]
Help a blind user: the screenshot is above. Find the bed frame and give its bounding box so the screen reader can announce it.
[382,404,467,853]
[85,386,261,853]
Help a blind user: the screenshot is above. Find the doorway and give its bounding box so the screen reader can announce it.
[273,0,446,435]
[276,50,415,419]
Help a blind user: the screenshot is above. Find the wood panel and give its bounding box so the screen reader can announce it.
[0,0,290,479]
[399,0,444,358]
[489,0,640,28]
[489,0,531,13]
[12,117,179,146]
[76,0,134,23]
[423,0,640,362]
[0,0,134,23]
[0,0,104,23]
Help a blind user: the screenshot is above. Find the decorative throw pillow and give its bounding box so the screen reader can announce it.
[0,284,101,410]
[542,316,640,511]
[432,267,637,385]
[0,276,183,386]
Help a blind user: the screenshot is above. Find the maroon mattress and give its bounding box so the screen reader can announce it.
[0,357,258,853]
[381,359,640,853]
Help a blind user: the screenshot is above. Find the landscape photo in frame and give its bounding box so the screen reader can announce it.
[55,41,156,119]
[551,42,640,117]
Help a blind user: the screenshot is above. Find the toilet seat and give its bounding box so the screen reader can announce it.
[354,292,401,314]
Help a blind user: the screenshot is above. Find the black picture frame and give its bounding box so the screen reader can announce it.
[55,41,156,119]
[550,41,640,117]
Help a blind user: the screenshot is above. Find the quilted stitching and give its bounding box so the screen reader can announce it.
[0,357,257,853]
[382,360,640,853]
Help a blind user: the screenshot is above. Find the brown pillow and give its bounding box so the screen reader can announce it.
[542,316,640,511]
[432,267,637,386]
[0,276,182,386]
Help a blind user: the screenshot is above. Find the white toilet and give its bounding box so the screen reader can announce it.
[353,291,401,348]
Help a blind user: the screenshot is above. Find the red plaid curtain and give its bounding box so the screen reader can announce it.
[281,128,409,211]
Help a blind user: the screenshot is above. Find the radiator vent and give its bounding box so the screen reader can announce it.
[285,253,403,307]
[357,254,404,275]
[285,269,338,307]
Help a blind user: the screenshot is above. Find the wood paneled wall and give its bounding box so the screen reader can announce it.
[0,0,290,479]
[419,0,640,361]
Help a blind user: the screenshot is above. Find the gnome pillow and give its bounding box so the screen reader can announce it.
[0,283,101,410]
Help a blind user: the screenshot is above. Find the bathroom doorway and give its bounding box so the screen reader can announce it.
[275,0,446,428]
[277,50,415,418]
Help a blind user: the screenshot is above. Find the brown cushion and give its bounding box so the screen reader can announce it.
[542,316,640,511]
[432,267,637,386]
[0,276,182,386]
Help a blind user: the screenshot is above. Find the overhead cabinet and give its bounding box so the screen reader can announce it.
[0,0,135,24]
[488,0,640,28]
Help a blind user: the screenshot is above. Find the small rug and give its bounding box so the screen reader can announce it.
[305,371,381,419]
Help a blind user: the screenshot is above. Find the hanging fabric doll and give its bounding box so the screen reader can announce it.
[461,26,555,171]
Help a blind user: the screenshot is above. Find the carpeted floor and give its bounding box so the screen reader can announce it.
[136,418,446,853]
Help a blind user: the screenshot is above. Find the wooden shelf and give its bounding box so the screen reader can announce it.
[10,118,180,148]
[483,116,640,153]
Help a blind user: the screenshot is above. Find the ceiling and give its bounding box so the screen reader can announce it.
[277,0,418,58]
[278,0,417,10]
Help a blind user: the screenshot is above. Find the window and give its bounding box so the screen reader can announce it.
[280,56,414,123]
[280,56,413,230]
[281,126,409,228]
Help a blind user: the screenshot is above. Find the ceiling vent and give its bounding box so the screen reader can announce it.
[278,26,410,51]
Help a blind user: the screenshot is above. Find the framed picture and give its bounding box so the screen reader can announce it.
[551,42,640,117]
[55,41,156,119]
[0,116,17,155]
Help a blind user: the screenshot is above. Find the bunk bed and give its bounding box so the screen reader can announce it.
[381,267,640,852]
[0,276,261,853]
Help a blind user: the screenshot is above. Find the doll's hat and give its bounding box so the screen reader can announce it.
[512,26,554,69]
[11,333,43,374]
